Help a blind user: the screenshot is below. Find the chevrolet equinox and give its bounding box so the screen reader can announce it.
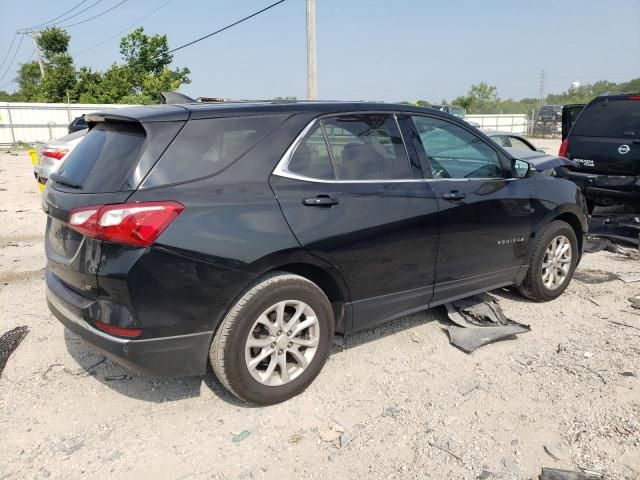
[44,101,588,404]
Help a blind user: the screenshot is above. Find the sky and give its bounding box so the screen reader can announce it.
[1,0,639,102]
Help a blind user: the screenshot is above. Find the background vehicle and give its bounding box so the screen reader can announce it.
[483,130,574,173]
[429,104,466,118]
[538,105,562,122]
[34,129,87,190]
[44,101,587,404]
[557,93,640,211]
[483,130,541,152]
[68,115,88,133]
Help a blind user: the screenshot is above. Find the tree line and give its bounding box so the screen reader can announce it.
[0,26,189,104]
[1,26,637,110]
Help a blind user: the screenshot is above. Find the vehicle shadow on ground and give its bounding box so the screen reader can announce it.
[63,328,248,407]
[62,289,526,406]
[331,306,445,353]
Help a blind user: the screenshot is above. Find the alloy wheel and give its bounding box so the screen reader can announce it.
[244,300,320,386]
[541,234,572,290]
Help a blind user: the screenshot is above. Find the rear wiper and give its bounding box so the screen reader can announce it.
[50,173,82,189]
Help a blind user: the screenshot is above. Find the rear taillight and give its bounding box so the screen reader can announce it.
[628,95,640,100]
[559,139,569,157]
[42,148,69,160]
[95,320,143,338]
[68,201,184,247]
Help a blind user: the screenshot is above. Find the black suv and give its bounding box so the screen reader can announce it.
[539,105,562,122]
[44,101,587,404]
[67,115,88,133]
[557,93,640,211]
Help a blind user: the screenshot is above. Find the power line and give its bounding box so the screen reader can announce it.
[0,33,18,74]
[0,49,34,91]
[0,34,25,84]
[25,0,90,30]
[58,0,129,28]
[74,0,172,56]
[166,0,286,55]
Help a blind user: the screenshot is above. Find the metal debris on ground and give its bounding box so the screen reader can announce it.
[539,467,603,479]
[444,294,530,353]
[618,273,640,283]
[0,326,28,377]
[629,295,640,309]
[583,237,617,253]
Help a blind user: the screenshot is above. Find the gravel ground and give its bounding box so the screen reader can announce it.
[1,149,639,480]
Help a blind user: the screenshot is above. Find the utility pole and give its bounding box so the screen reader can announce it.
[18,30,45,78]
[538,69,546,109]
[306,0,317,100]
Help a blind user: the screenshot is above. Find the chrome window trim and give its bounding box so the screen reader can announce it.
[271,114,517,184]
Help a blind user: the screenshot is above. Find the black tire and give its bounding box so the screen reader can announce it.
[210,272,334,405]
[518,220,578,302]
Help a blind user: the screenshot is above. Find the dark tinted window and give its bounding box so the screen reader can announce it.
[54,123,145,192]
[571,98,640,137]
[144,115,285,187]
[288,125,335,180]
[321,114,411,180]
[74,117,87,127]
[411,116,503,179]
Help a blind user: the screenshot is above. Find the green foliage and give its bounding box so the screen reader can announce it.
[10,27,190,105]
[37,27,71,62]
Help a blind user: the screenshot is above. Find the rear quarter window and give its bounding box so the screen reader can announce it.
[572,98,640,137]
[143,115,287,187]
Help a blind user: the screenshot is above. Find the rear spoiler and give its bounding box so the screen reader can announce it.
[160,91,195,104]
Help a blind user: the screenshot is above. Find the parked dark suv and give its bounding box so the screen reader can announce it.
[44,101,587,404]
[557,93,640,211]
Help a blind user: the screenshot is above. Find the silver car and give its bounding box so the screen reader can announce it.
[34,129,87,189]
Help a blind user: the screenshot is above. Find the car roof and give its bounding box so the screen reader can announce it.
[481,129,522,137]
[86,101,455,123]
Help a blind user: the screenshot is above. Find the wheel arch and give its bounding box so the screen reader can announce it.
[553,211,585,256]
[265,262,350,335]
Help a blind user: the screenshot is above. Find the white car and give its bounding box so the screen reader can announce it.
[34,129,87,190]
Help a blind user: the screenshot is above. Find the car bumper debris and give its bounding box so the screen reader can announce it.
[444,294,530,353]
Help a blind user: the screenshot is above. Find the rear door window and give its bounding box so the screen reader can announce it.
[287,125,335,180]
[322,114,411,180]
[53,123,146,192]
[571,98,640,137]
[143,115,287,187]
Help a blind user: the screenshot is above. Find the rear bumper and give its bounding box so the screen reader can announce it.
[46,272,212,377]
[557,168,639,203]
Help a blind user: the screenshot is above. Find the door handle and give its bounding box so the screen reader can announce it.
[303,195,339,207]
[442,191,466,201]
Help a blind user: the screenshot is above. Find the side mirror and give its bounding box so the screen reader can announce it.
[512,158,531,178]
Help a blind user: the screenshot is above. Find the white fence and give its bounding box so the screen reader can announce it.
[464,114,528,134]
[0,102,137,146]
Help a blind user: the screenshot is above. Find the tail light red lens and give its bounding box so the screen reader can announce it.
[95,320,143,338]
[627,95,640,100]
[558,139,569,157]
[68,201,184,247]
[42,148,69,160]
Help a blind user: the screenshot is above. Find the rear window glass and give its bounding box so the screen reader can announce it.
[143,115,286,187]
[572,98,640,137]
[54,123,145,192]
